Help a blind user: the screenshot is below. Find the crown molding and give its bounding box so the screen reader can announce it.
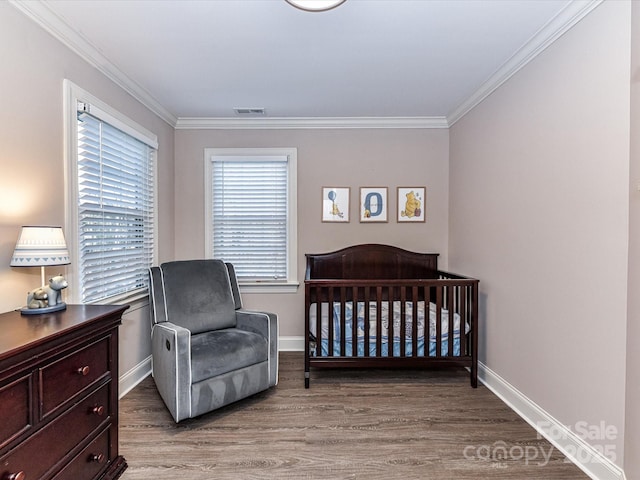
[175,116,449,130]
[446,0,604,126]
[9,0,178,127]
[12,0,601,131]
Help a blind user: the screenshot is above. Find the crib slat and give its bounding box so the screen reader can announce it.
[400,286,406,357]
[447,284,454,357]
[435,286,442,358]
[328,287,334,357]
[412,286,419,357]
[388,286,394,358]
[376,286,383,357]
[364,285,371,357]
[425,284,431,358]
[352,286,358,357]
[460,286,467,357]
[338,287,344,357]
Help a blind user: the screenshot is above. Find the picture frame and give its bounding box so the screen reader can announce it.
[397,187,426,222]
[360,187,388,223]
[322,187,350,222]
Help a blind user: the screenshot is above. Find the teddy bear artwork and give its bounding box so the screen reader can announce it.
[22,274,68,314]
[400,190,422,220]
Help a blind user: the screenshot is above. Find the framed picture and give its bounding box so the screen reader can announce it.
[360,187,388,223]
[322,187,350,222]
[397,187,426,222]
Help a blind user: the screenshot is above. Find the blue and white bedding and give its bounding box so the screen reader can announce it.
[309,301,469,357]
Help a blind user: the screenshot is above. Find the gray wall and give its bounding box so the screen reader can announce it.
[449,0,630,468]
[0,2,176,379]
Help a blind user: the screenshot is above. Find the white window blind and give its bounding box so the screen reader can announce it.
[76,105,155,303]
[211,155,289,281]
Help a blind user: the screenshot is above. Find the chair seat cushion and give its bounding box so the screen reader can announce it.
[191,329,268,383]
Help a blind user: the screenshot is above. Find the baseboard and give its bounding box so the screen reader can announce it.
[279,335,304,351]
[478,362,626,480]
[119,355,152,399]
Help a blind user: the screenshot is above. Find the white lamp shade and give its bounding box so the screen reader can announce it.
[10,226,70,267]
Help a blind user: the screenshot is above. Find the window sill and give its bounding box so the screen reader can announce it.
[238,282,299,294]
[86,290,149,309]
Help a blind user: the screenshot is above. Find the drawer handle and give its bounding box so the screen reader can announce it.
[76,366,90,376]
[90,453,105,464]
[4,472,26,480]
[92,405,105,416]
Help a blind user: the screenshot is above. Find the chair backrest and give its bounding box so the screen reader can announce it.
[152,259,237,334]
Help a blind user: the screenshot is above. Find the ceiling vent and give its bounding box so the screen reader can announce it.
[234,107,266,115]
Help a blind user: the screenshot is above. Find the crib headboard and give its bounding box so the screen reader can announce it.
[305,244,439,280]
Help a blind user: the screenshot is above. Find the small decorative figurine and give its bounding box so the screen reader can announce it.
[40,274,68,306]
[22,274,68,314]
[27,287,48,309]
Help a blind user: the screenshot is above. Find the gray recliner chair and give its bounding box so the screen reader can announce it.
[148,259,278,422]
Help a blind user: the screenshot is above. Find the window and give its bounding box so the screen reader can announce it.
[65,80,157,304]
[204,148,298,292]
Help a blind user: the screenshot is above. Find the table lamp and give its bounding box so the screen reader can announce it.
[10,226,70,314]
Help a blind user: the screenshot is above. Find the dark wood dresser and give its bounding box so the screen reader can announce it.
[0,304,128,480]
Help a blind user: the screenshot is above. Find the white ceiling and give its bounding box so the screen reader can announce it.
[17,0,600,126]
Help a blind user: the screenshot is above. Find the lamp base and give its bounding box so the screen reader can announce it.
[20,302,67,315]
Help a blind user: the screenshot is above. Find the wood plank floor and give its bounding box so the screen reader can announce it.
[118,352,589,479]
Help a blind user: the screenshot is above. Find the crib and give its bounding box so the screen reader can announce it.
[304,244,479,388]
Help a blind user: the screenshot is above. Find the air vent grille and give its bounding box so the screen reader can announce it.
[234,107,266,115]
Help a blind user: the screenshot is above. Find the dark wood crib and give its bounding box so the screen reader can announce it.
[304,244,479,388]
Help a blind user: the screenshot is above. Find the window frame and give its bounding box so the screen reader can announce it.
[204,147,298,293]
[64,79,158,305]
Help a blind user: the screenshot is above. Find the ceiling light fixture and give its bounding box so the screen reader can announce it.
[285,0,346,12]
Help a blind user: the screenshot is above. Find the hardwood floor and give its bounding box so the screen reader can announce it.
[118,352,588,479]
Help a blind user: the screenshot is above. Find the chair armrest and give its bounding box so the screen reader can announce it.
[151,322,192,422]
[236,309,269,337]
[236,309,278,386]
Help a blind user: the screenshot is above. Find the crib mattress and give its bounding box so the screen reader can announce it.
[309,301,469,357]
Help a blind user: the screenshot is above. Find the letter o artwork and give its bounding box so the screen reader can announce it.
[364,192,383,218]
[360,187,388,223]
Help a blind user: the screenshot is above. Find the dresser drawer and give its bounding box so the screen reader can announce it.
[0,383,110,480]
[0,375,32,451]
[51,427,110,480]
[40,337,110,417]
